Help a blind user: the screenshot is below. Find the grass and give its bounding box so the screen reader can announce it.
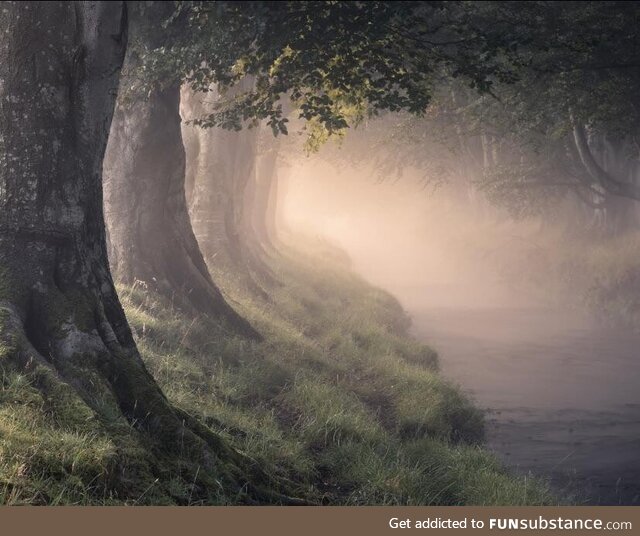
[0,240,556,505]
[0,367,121,505]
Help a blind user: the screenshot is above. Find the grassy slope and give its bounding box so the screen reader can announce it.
[0,241,554,505]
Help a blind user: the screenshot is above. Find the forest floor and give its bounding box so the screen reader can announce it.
[0,239,556,505]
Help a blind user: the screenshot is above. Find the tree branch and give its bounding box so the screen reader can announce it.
[571,119,640,201]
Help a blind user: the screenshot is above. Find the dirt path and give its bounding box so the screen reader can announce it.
[409,305,640,505]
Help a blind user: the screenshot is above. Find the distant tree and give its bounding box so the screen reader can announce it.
[466,1,640,230]
[180,84,270,291]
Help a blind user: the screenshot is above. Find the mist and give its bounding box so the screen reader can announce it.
[279,130,640,505]
[282,156,547,312]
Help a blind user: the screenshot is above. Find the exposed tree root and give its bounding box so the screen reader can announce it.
[0,289,303,504]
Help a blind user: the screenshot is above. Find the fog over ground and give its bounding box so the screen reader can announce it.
[281,154,640,505]
[282,158,547,312]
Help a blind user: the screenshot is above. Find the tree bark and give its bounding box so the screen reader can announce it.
[103,6,257,337]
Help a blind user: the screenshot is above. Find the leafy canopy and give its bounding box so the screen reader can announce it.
[144,1,525,136]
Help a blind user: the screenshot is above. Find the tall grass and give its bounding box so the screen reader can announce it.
[0,242,556,505]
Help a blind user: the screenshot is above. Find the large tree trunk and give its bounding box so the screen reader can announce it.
[0,0,172,441]
[103,6,257,338]
[0,1,291,503]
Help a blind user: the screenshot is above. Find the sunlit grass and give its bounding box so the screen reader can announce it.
[0,371,118,505]
[0,240,556,504]
[120,240,555,505]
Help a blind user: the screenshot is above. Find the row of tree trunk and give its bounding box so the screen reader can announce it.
[180,87,286,296]
[102,5,283,339]
[0,1,291,501]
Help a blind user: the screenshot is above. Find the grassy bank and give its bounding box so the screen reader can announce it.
[0,242,554,505]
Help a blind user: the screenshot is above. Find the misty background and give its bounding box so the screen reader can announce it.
[276,118,640,504]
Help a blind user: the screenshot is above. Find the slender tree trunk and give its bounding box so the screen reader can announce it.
[181,90,228,264]
[599,137,639,234]
[265,165,280,245]
[253,100,291,250]
[572,122,640,201]
[181,88,201,206]
[229,139,258,266]
[236,148,279,289]
[103,7,257,337]
[273,164,294,239]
